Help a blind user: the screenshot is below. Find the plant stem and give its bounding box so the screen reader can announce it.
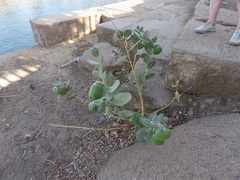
[153,86,192,114]
[129,39,141,52]
[125,40,145,117]
[75,95,88,105]
[110,115,132,122]
[96,57,108,87]
[48,123,121,131]
[153,97,176,114]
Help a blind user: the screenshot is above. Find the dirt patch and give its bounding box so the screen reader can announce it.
[0,34,136,180]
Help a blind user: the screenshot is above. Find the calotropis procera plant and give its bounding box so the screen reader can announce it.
[53,26,171,146]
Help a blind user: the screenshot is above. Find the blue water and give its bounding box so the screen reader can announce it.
[0,0,126,55]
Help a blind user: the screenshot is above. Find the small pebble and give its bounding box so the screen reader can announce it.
[24,134,35,141]
[168,125,173,129]
[5,123,11,129]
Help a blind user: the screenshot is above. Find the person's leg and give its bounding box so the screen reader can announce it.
[195,0,223,33]
[236,1,240,30]
[229,1,240,45]
[208,0,224,25]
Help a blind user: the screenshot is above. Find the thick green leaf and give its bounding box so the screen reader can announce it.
[143,38,153,48]
[152,37,158,43]
[134,128,140,136]
[108,80,120,93]
[117,72,129,84]
[146,128,154,141]
[141,118,152,127]
[154,128,171,141]
[136,128,148,143]
[118,110,133,117]
[103,84,122,100]
[152,113,158,122]
[87,59,99,66]
[91,47,99,57]
[145,46,153,55]
[123,29,132,38]
[147,61,156,69]
[116,30,123,39]
[132,112,143,128]
[111,92,132,106]
[151,136,165,145]
[136,42,144,49]
[110,84,122,95]
[106,73,116,86]
[141,53,151,63]
[153,44,162,55]
[157,114,168,124]
[139,73,146,84]
[92,71,102,80]
[131,34,139,44]
[146,73,155,79]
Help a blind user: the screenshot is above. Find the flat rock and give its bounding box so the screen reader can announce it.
[194,1,238,27]
[30,9,103,47]
[98,0,198,61]
[96,17,142,43]
[81,42,126,72]
[97,113,240,180]
[124,59,178,110]
[165,2,240,99]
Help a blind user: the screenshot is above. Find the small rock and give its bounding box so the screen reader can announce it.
[24,133,35,141]
[205,98,214,105]
[99,116,106,122]
[168,124,173,129]
[5,123,11,130]
[187,108,194,116]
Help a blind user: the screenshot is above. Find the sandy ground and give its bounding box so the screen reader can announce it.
[0,34,136,180]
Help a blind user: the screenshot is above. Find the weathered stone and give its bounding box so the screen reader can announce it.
[81,42,126,72]
[124,59,182,110]
[30,9,105,47]
[196,0,238,11]
[96,17,142,43]
[97,114,240,180]
[194,1,238,27]
[29,0,154,47]
[110,3,195,60]
[165,18,240,99]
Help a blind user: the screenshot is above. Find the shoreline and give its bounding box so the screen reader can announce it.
[0,0,136,56]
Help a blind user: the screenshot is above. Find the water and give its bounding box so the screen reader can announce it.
[0,0,126,55]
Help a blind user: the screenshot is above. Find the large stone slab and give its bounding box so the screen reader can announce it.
[96,17,142,43]
[30,9,103,47]
[124,59,176,110]
[194,1,238,27]
[165,18,240,99]
[97,113,240,180]
[98,0,198,61]
[81,42,126,72]
[29,0,147,47]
